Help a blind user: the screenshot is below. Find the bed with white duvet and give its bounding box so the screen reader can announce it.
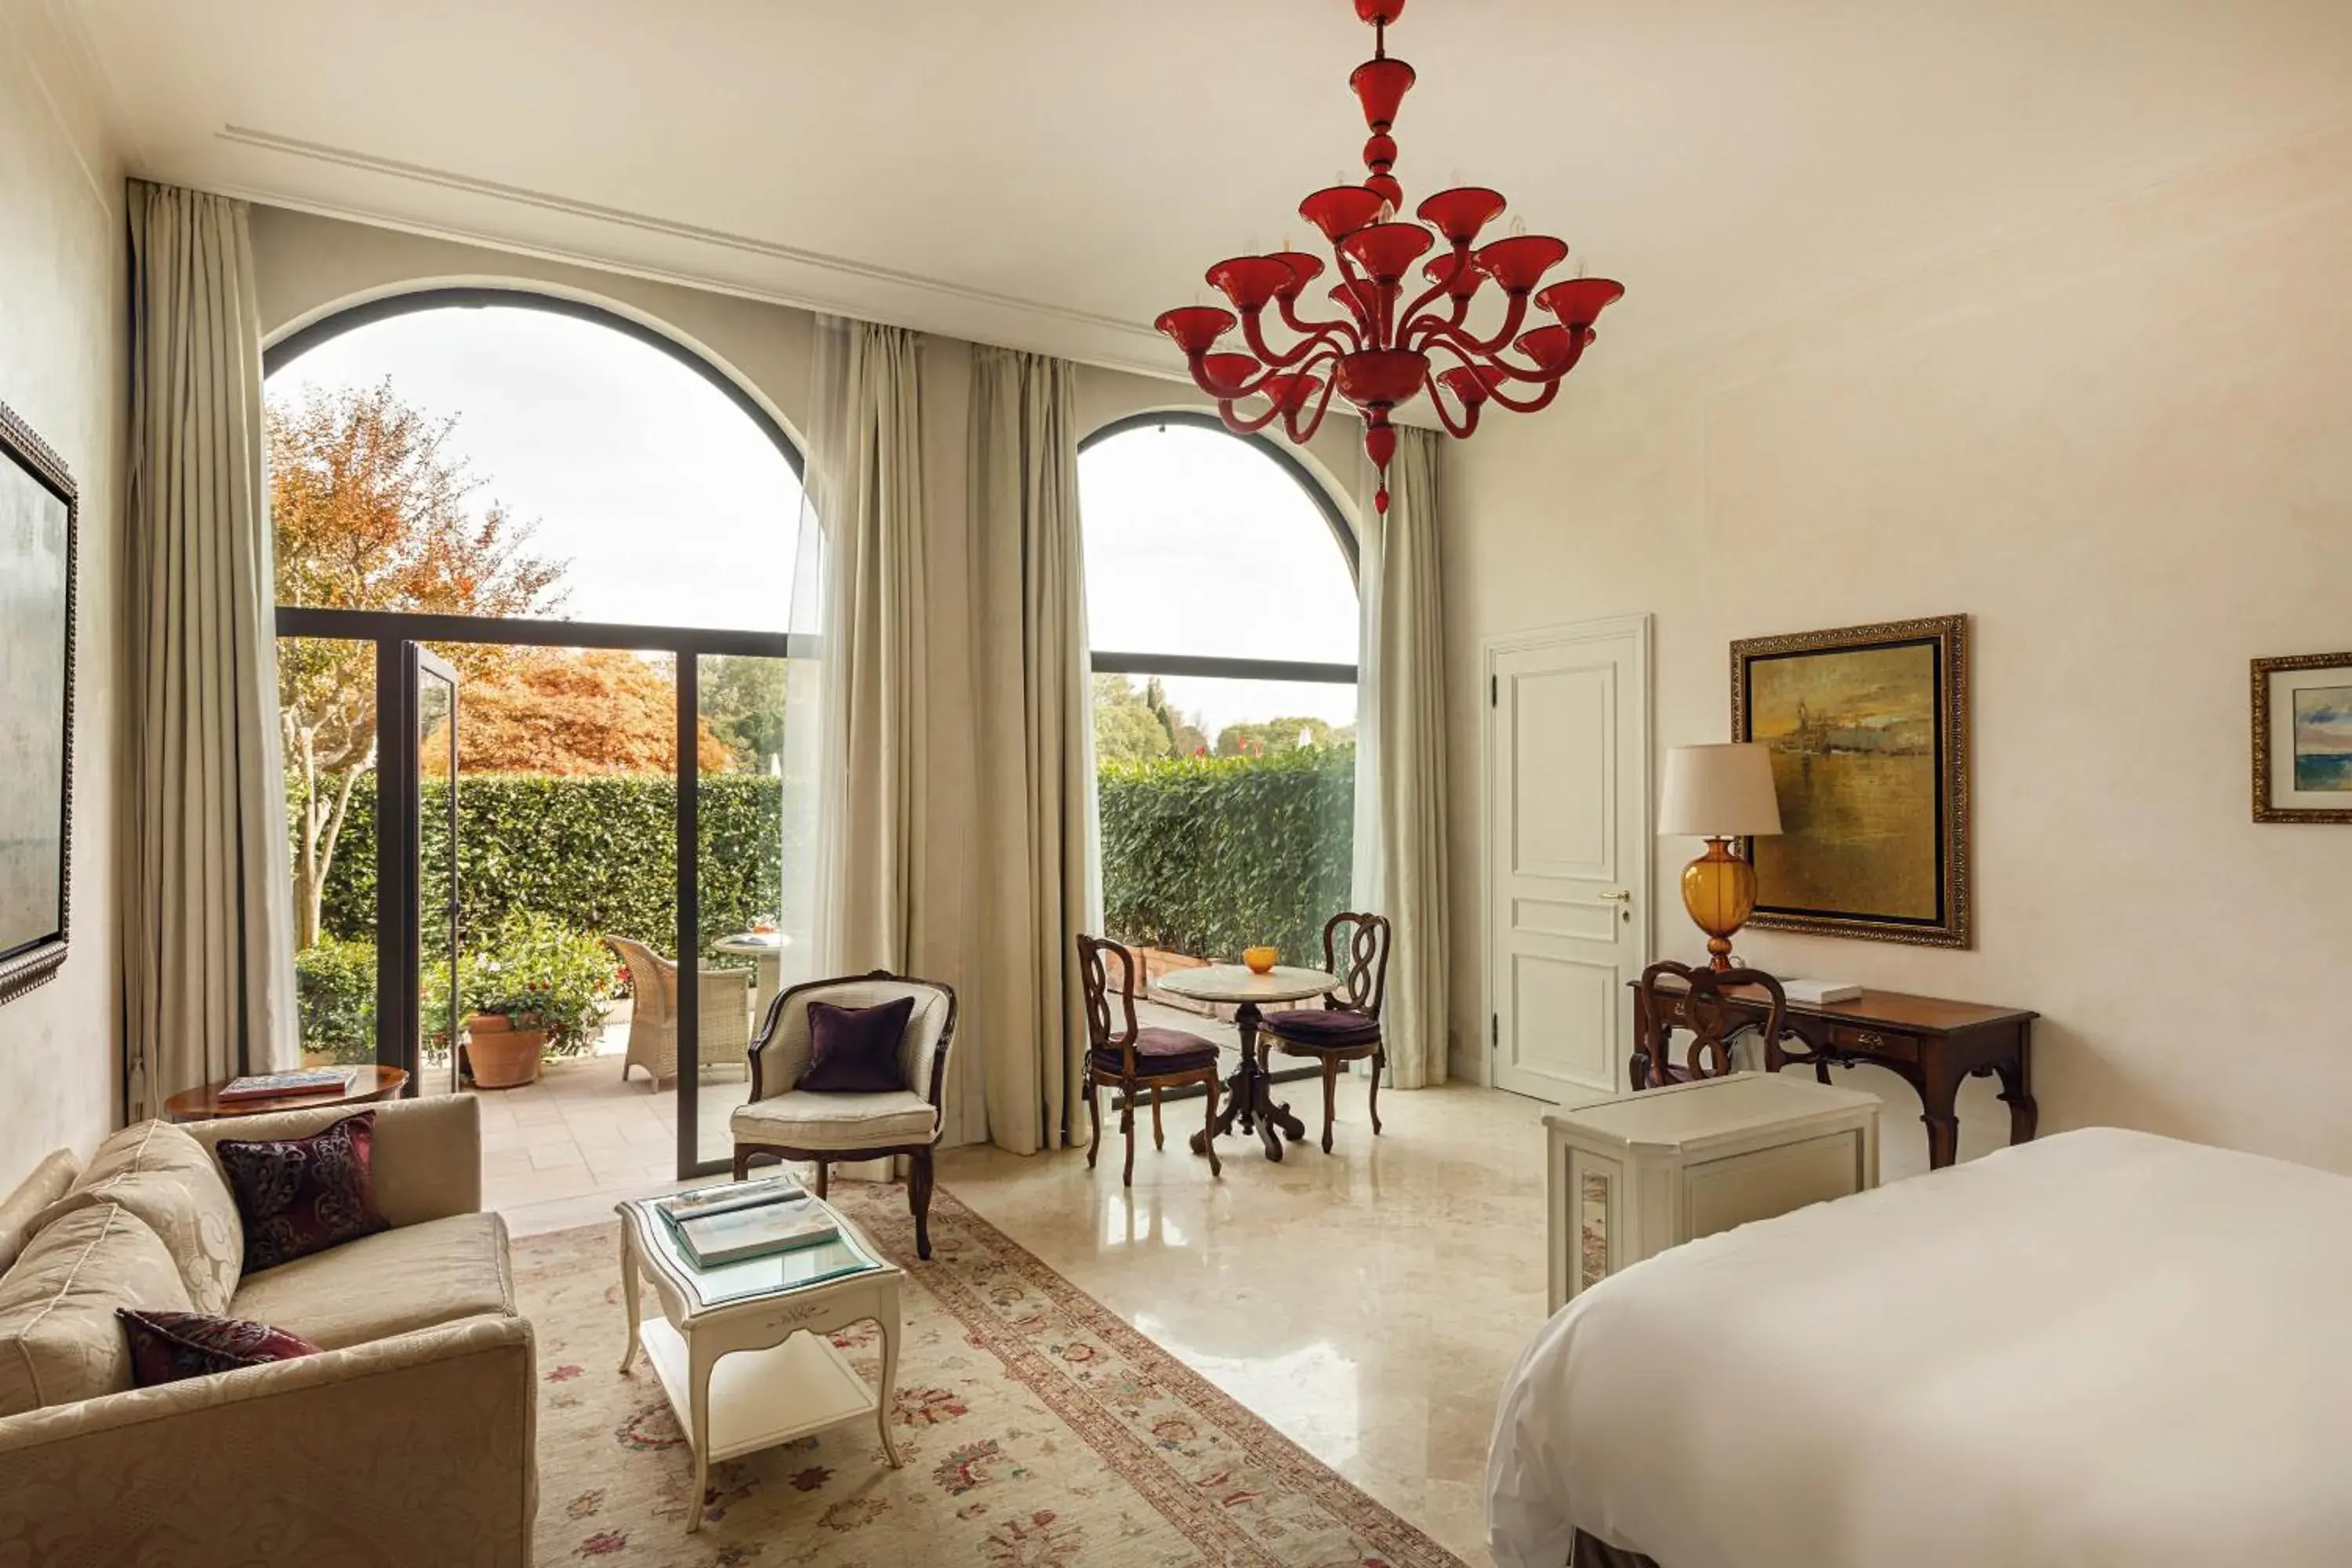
[1486,1128,2352,1568]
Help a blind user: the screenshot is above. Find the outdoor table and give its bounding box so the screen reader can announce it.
[1156,964,1341,1163]
[711,931,792,1029]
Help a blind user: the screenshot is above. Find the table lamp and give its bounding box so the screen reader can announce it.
[1657,743,1784,971]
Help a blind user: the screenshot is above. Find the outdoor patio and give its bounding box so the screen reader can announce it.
[466,994,1291,1233]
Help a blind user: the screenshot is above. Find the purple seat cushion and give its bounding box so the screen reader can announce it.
[1091,1025,1219,1077]
[118,1309,320,1388]
[215,1110,390,1272]
[799,995,916,1094]
[1262,1007,1382,1047]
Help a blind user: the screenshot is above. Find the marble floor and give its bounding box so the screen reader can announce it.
[938,1077,1550,1566]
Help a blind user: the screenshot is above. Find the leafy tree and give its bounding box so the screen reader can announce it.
[271,380,566,946]
[1215,716,1349,757]
[452,648,731,775]
[699,654,788,772]
[1093,673,1174,762]
[1146,677,1207,757]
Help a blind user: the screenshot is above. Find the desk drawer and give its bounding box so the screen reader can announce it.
[1828,1024,1915,1062]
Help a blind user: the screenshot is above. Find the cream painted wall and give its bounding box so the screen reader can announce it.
[246,205,1362,1150]
[1443,125,2352,1174]
[0,2,127,1189]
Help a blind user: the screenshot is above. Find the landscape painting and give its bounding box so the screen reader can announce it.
[0,401,77,1004]
[2291,687,2352,792]
[1733,616,1971,949]
[2252,653,2352,824]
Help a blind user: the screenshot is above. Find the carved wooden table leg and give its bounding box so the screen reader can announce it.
[1994,1033,2038,1145]
[1920,1055,1962,1170]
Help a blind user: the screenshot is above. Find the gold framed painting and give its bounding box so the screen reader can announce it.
[2252,652,2352,824]
[1730,615,1971,949]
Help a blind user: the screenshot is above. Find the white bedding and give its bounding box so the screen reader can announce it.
[1487,1128,2352,1568]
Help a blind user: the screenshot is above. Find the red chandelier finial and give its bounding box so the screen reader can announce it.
[1155,0,1622,514]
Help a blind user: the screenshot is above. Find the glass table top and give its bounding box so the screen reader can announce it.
[622,1181,887,1308]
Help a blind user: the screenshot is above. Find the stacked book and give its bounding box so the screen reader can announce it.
[658,1177,839,1267]
[216,1068,358,1103]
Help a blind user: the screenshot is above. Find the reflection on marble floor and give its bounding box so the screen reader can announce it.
[938,1077,1552,1567]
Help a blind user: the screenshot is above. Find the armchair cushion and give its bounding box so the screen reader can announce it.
[1090,1026,1220,1077]
[226,1212,514,1352]
[39,1121,242,1314]
[0,1203,192,1417]
[800,996,915,1094]
[731,1090,938,1152]
[215,1112,390,1273]
[118,1309,319,1388]
[753,975,953,1105]
[1262,1007,1384,1047]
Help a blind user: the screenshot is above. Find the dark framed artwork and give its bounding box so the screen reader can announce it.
[2252,652,2352,824]
[0,400,77,1005]
[1731,615,1971,949]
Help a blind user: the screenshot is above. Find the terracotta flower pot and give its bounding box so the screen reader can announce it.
[467,1026,546,1089]
[466,1012,512,1036]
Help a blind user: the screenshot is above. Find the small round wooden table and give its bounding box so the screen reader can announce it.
[165,1065,410,1123]
[1155,964,1340,1163]
[711,931,793,1025]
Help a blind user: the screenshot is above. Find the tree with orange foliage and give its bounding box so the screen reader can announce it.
[273,380,566,946]
[450,648,731,775]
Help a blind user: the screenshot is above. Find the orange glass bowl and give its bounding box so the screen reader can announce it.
[1242,946,1279,975]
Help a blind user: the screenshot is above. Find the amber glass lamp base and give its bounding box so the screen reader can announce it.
[1679,837,1759,971]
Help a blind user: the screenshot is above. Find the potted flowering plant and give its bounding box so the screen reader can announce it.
[463,967,551,1089]
[461,915,618,1088]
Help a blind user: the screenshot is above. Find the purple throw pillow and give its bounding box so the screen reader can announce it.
[118,1308,320,1387]
[215,1110,390,1272]
[798,996,916,1094]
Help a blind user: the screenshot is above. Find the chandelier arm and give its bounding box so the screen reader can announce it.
[1423,369,1480,439]
[1329,244,1388,348]
[1216,394,1289,436]
[1483,375,1565,416]
[1285,356,1344,445]
[1189,356,1312,406]
[1397,245,1474,329]
[1241,309,1330,370]
[1415,290,1533,360]
[1276,292,1359,353]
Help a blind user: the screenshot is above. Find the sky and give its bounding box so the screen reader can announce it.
[268,305,1359,735]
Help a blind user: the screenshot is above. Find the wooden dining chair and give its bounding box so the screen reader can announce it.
[1076,935,1224,1185]
[1260,911,1390,1153]
[1629,960,1787,1090]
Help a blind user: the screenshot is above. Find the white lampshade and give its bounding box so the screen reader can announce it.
[1657,743,1783,837]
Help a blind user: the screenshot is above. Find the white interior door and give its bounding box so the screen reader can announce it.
[1485,616,1651,1102]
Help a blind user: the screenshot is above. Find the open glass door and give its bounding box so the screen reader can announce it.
[397,644,461,1093]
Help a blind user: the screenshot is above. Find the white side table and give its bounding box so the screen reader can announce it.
[1544,1073,1881,1312]
[617,1189,903,1533]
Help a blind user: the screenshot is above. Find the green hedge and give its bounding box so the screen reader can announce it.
[1097,747,1355,964]
[314,750,1355,970]
[317,773,786,951]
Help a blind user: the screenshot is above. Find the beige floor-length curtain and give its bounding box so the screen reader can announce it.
[967,347,1094,1154]
[1352,426,1451,1087]
[122,181,299,1114]
[804,318,931,976]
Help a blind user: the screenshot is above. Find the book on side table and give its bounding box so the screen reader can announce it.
[216,1068,358,1102]
[656,1178,839,1268]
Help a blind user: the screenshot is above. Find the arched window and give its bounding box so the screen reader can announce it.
[1080,415,1359,970]
[266,289,807,1181]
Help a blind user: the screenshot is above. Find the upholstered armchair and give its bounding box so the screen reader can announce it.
[729,971,956,1259]
[604,935,754,1088]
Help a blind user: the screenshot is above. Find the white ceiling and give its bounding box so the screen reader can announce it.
[60,0,2352,380]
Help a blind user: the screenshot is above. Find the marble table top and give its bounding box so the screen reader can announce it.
[1156,964,1340,1006]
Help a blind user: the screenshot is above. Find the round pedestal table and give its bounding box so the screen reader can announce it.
[1154,964,1340,1163]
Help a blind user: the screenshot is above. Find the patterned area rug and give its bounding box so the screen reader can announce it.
[517,1182,1466,1566]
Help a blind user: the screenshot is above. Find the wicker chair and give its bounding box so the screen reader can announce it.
[730,971,956,1258]
[602,935,754,1089]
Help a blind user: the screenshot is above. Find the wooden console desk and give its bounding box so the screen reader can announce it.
[1627,979,2038,1169]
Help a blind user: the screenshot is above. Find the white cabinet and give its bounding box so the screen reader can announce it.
[1544,1074,1881,1312]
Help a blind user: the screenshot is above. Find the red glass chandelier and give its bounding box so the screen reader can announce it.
[1155,0,1623,514]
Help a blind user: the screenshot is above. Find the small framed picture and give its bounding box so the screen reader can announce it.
[2252,652,2352,824]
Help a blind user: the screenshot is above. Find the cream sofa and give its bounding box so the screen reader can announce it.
[0,1095,535,1567]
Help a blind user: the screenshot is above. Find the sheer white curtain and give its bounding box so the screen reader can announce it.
[1352,426,1452,1087]
[121,181,299,1112]
[967,347,1094,1154]
[793,318,930,980]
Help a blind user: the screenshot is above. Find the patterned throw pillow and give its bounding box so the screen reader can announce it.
[214,1112,391,1272]
[799,996,916,1094]
[118,1308,319,1387]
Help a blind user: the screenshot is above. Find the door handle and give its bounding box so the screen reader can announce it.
[1597,889,1632,902]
